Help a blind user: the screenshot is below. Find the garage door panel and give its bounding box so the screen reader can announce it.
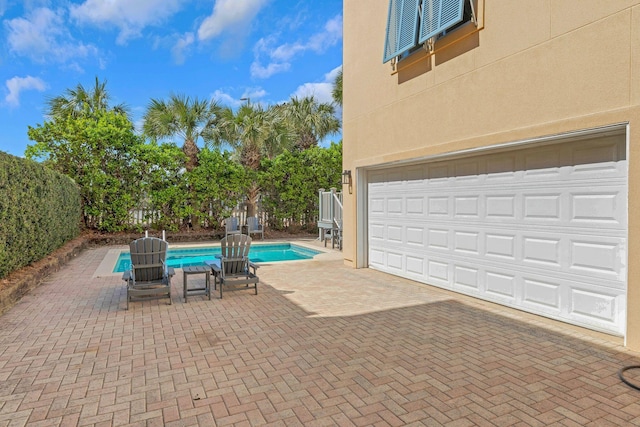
[369,223,385,240]
[523,277,562,312]
[570,189,626,226]
[523,194,561,221]
[522,236,561,266]
[569,287,622,326]
[413,224,626,277]
[369,248,385,268]
[427,228,450,250]
[387,198,403,214]
[454,196,481,218]
[366,188,628,230]
[368,135,627,335]
[454,265,480,291]
[370,244,627,300]
[369,197,385,214]
[485,271,516,300]
[406,197,425,214]
[427,259,450,284]
[428,196,450,216]
[386,225,403,243]
[386,252,404,271]
[406,227,425,246]
[406,256,425,276]
[486,195,517,218]
[485,233,516,260]
[569,238,626,280]
[453,231,480,255]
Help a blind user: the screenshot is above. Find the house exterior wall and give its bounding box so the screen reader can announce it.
[342,0,640,349]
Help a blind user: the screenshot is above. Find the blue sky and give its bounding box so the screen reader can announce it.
[0,0,343,157]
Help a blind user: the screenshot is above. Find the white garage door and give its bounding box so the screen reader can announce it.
[368,135,627,335]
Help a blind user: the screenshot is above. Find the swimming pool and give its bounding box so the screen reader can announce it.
[112,243,321,273]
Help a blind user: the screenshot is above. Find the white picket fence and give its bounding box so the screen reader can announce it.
[127,204,251,228]
[125,201,314,230]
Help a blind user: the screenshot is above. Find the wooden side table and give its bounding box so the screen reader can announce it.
[182,266,211,302]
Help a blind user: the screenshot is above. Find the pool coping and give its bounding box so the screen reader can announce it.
[93,239,341,278]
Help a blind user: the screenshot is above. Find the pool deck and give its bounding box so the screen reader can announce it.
[2,239,640,426]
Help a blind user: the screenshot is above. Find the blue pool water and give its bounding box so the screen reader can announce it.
[113,243,321,273]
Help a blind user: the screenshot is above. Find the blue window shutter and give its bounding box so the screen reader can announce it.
[418,0,465,44]
[383,0,420,63]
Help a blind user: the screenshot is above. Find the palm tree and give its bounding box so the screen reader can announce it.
[46,76,128,119]
[210,102,293,216]
[282,96,340,151]
[212,102,294,167]
[142,94,220,171]
[332,69,343,107]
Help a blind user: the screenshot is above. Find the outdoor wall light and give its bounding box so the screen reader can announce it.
[342,170,352,186]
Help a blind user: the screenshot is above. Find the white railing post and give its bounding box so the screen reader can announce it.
[330,188,336,228]
[318,188,325,240]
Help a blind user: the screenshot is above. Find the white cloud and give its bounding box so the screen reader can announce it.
[211,87,267,108]
[270,42,305,62]
[242,87,267,100]
[171,32,194,64]
[211,89,238,107]
[291,82,332,104]
[197,0,269,41]
[5,7,100,66]
[307,15,342,52]
[291,65,342,105]
[326,65,342,82]
[250,61,290,80]
[5,75,46,107]
[251,15,342,79]
[70,0,184,44]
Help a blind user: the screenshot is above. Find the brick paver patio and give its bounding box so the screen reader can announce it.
[2,243,640,426]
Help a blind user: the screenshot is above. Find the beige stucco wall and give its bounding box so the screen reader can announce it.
[343,0,640,349]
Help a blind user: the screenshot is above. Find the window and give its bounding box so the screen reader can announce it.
[438,0,473,37]
[383,0,473,64]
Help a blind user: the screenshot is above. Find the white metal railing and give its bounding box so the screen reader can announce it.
[318,187,343,249]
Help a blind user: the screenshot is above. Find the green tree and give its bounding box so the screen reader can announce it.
[211,102,293,217]
[190,148,248,228]
[282,96,340,151]
[26,110,144,231]
[332,69,343,107]
[142,94,220,171]
[46,76,128,119]
[307,140,343,190]
[142,94,221,228]
[260,142,342,229]
[131,142,187,231]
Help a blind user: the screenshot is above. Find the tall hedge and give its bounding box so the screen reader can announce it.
[0,152,82,280]
[260,142,342,229]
